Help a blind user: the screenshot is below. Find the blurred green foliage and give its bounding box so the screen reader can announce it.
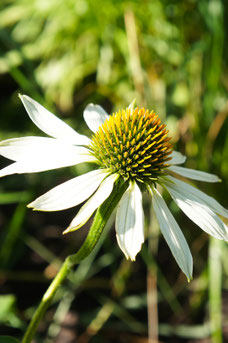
[0,295,22,328]
[0,0,228,342]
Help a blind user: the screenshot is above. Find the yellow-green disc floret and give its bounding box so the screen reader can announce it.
[90,107,172,184]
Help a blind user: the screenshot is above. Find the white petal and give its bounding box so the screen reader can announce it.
[165,176,228,219]
[0,137,93,162]
[0,142,95,177]
[168,166,220,183]
[28,169,108,211]
[169,151,186,165]
[83,103,109,133]
[165,177,228,241]
[152,187,193,280]
[115,182,144,261]
[128,99,136,110]
[64,173,118,233]
[19,94,90,145]
[0,153,94,177]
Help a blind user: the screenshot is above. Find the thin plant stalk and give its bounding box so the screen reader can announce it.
[147,206,159,343]
[21,181,128,343]
[124,9,145,103]
[209,237,223,343]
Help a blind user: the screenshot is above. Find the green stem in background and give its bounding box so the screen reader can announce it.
[147,206,159,343]
[21,181,128,343]
[209,237,223,343]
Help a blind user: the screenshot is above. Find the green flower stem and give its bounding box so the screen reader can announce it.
[21,180,128,343]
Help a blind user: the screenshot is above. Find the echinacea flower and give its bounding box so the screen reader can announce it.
[1,95,228,280]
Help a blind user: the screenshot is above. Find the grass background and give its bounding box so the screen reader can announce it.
[0,0,228,342]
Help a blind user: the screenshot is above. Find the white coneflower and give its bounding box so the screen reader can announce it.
[0,95,228,280]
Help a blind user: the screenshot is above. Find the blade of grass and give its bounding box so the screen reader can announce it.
[209,237,223,343]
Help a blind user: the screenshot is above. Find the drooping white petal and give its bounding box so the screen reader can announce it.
[19,94,90,145]
[0,137,94,162]
[0,142,95,177]
[152,187,193,280]
[28,169,108,211]
[165,176,228,219]
[115,182,144,261]
[168,166,220,183]
[165,176,228,241]
[169,151,186,165]
[83,103,109,133]
[64,173,118,233]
